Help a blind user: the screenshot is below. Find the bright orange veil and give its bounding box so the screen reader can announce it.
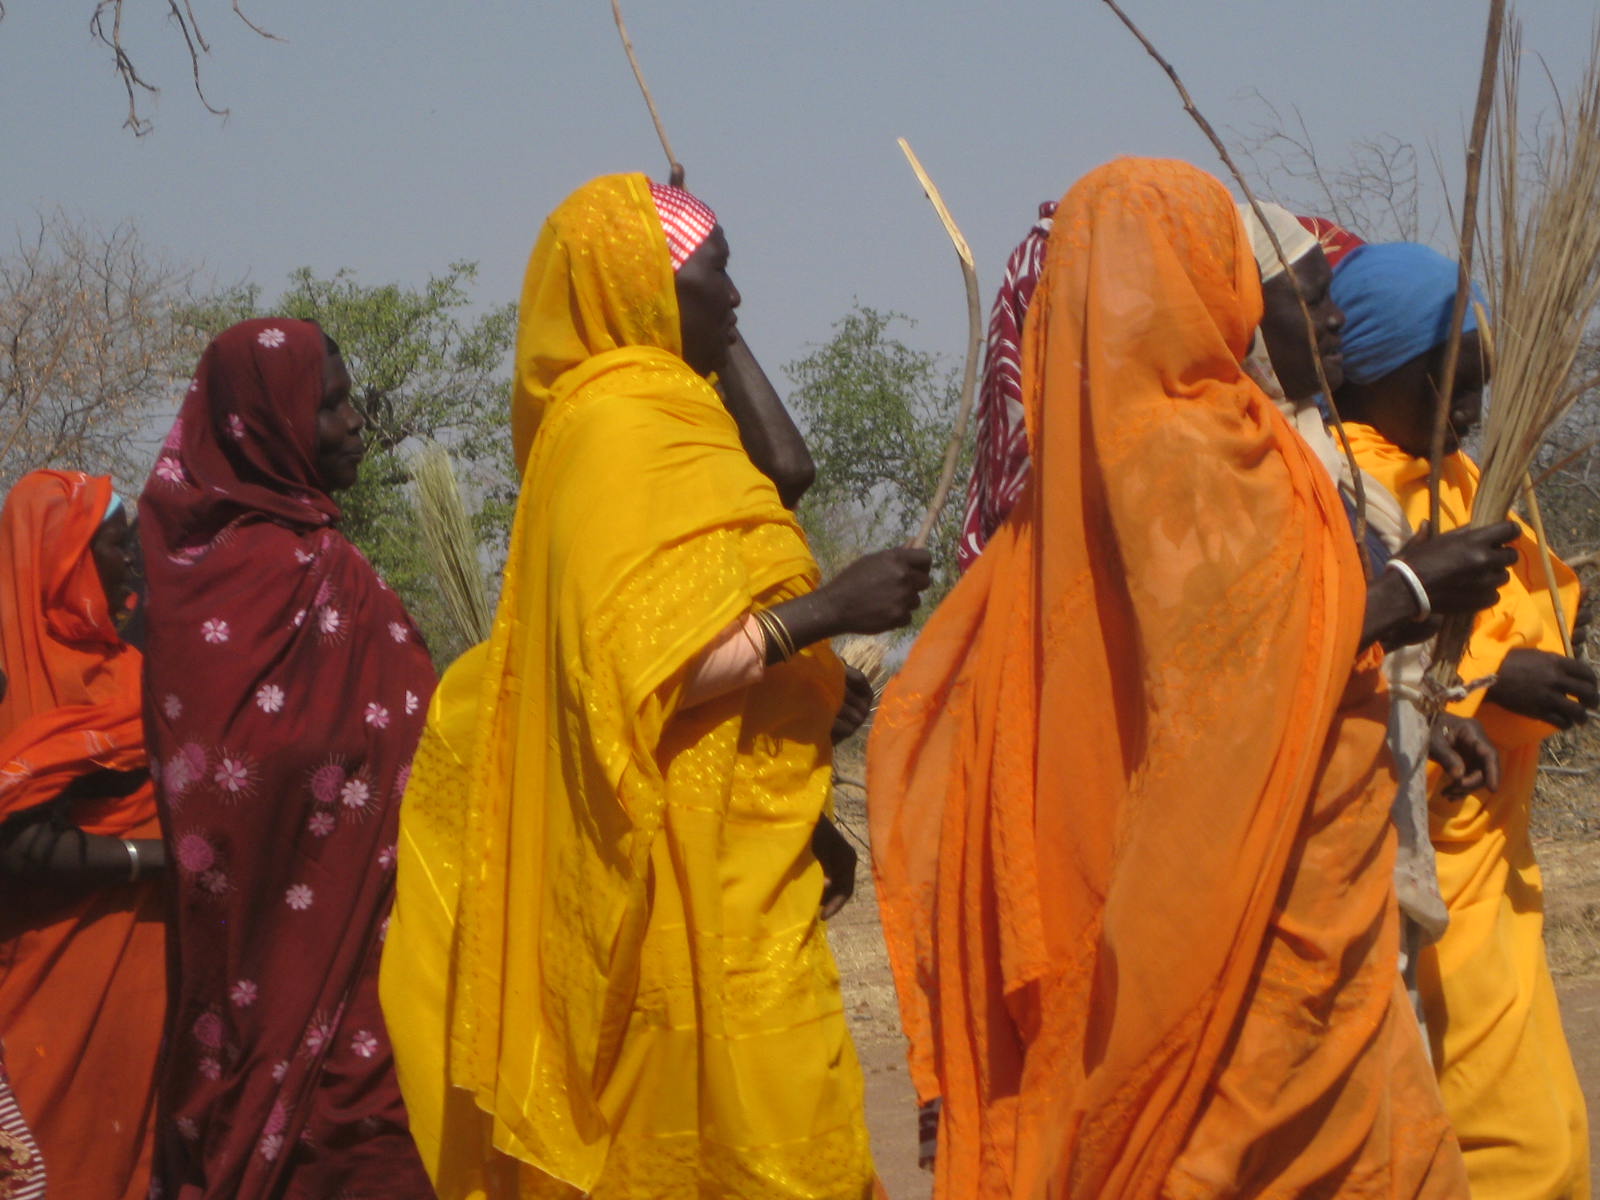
[0,470,161,1200]
[0,470,147,832]
[868,159,1371,1196]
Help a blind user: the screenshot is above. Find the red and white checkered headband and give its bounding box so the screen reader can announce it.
[648,182,718,271]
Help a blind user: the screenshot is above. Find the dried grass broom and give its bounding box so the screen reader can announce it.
[412,442,493,648]
[1428,19,1600,690]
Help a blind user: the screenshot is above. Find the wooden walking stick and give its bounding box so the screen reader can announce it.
[611,0,683,184]
[897,138,983,551]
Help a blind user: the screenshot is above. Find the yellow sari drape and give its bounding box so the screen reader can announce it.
[380,173,874,1199]
[1347,424,1589,1200]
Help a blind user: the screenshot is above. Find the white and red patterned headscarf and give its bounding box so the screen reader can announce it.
[647,182,718,271]
[957,201,1055,572]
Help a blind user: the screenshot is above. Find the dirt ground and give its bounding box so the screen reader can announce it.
[831,770,1600,1200]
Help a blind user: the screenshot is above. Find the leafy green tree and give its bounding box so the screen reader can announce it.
[785,305,971,620]
[185,263,516,662]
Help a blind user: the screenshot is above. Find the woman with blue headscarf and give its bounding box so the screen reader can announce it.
[1333,241,1595,1200]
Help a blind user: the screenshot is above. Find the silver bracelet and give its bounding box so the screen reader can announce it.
[122,838,141,884]
[1385,558,1432,622]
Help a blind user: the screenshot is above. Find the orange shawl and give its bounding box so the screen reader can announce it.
[0,470,163,1200]
[868,159,1462,1197]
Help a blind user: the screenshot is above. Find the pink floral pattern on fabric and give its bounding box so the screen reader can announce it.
[138,318,437,1194]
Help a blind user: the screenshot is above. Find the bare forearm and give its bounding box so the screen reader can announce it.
[1362,572,1423,649]
[719,331,815,509]
[0,823,166,887]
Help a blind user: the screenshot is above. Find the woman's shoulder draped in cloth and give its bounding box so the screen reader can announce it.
[867,158,1435,1196]
[138,317,437,1196]
[382,174,842,1194]
[0,470,149,833]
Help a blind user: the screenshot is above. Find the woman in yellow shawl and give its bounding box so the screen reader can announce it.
[868,158,1465,1198]
[1331,241,1594,1200]
[381,173,928,1199]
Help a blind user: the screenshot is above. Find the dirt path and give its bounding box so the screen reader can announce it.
[832,814,1600,1198]
[827,801,930,1200]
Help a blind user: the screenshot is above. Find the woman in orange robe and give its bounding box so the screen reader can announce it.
[868,158,1465,1197]
[0,470,167,1199]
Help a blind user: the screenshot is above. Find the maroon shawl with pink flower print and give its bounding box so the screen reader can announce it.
[138,318,436,1199]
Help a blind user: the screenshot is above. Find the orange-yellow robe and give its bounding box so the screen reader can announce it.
[1348,422,1589,1200]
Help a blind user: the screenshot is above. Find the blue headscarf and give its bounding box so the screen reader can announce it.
[1330,242,1486,384]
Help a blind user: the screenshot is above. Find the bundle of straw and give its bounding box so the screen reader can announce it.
[1431,21,1600,687]
[412,442,494,648]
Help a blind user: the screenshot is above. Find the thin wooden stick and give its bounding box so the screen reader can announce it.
[1099,0,1371,574]
[1425,0,1506,531]
[897,138,982,550]
[1521,473,1576,656]
[611,0,679,178]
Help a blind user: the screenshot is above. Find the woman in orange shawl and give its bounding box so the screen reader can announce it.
[0,469,166,1200]
[868,158,1465,1197]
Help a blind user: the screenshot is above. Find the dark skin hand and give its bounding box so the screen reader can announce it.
[1574,591,1595,653]
[1361,521,1520,649]
[812,815,857,920]
[719,331,816,510]
[1486,647,1598,730]
[1430,713,1501,797]
[832,665,874,744]
[669,169,814,507]
[762,547,933,664]
[0,768,167,887]
[315,347,365,492]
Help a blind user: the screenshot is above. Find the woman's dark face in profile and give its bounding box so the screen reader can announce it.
[675,228,741,377]
[1353,330,1490,459]
[1258,248,1345,401]
[91,508,137,617]
[315,350,366,492]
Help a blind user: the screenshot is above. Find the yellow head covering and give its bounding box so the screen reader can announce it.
[510,173,680,466]
[383,174,848,1195]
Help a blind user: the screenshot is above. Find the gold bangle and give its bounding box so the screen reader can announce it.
[753,609,785,661]
[754,608,796,662]
[768,609,798,660]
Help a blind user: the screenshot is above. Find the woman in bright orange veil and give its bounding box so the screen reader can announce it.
[868,158,1465,1198]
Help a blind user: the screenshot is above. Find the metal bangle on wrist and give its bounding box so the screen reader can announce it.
[1385,558,1433,622]
[122,837,141,884]
[753,607,798,662]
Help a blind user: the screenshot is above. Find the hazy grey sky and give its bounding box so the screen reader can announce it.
[3,2,1594,385]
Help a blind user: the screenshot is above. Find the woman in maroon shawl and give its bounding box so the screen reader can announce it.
[139,317,437,1197]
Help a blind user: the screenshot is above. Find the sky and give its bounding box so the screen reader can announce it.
[2,1,1596,388]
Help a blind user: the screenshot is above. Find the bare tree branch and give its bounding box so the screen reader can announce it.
[71,1,284,135]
